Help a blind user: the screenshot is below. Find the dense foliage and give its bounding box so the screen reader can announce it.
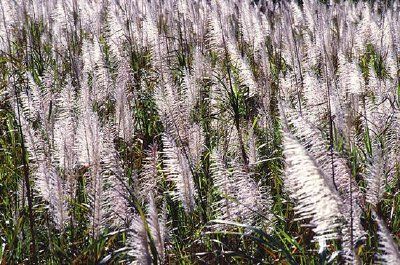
[1,0,400,264]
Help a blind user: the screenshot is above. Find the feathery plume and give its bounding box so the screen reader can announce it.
[128,215,152,265]
[373,211,400,264]
[365,143,387,208]
[282,129,343,241]
[162,133,197,213]
[137,143,161,201]
[281,103,365,260]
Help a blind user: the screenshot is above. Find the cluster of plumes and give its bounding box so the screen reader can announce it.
[210,149,271,225]
[277,0,400,263]
[13,73,71,231]
[2,0,168,263]
[1,0,400,263]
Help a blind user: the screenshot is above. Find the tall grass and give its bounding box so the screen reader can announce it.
[1,0,400,264]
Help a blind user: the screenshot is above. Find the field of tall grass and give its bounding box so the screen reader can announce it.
[1,0,400,264]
